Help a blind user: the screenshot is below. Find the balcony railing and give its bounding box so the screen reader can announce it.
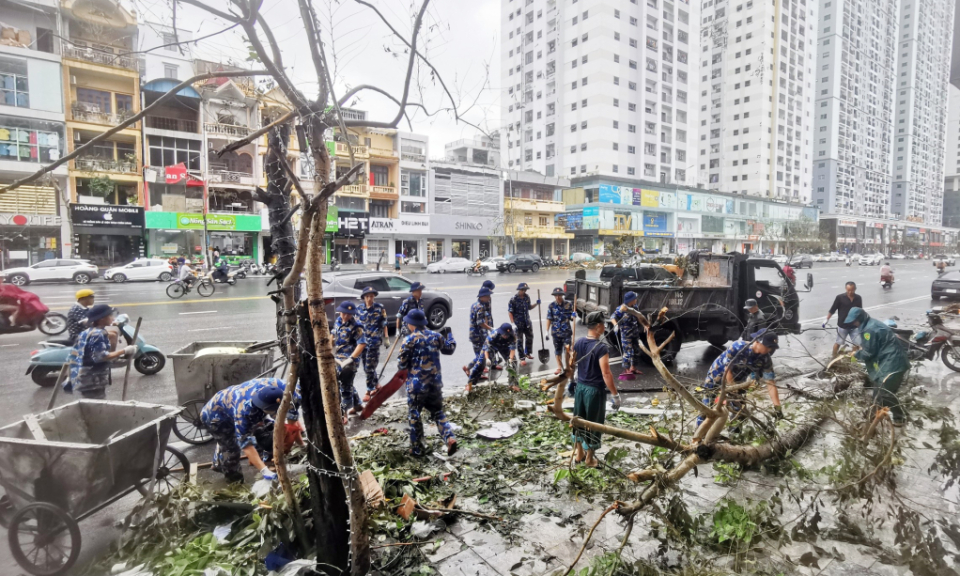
[369,147,397,158]
[72,106,136,126]
[208,170,255,185]
[505,197,565,212]
[146,116,198,133]
[335,142,369,158]
[513,224,571,238]
[204,123,253,137]
[63,44,138,71]
[401,152,426,162]
[338,184,369,196]
[74,157,138,174]
[369,185,398,197]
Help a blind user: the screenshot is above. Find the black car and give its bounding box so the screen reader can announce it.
[788,254,814,269]
[932,271,960,300]
[321,272,454,329]
[497,254,543,273]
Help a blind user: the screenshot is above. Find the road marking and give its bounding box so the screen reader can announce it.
[179,310,218,315]
[189,326,233,332]
[0,343,19,348]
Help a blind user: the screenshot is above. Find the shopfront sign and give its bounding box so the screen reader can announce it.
[70,204,144,229]
[429,215,497,236]
[0,213,62,227]
[368,215,430,235]
[643,211,672,237]
[164,163,204,187]
[839,219,859,227]
[325,206,339,233]
[144,211,261,231]
[335,211,370,238]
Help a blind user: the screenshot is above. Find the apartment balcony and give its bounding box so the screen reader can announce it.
[145,116,198,133]
[401,151,426,162]
[204,122,253,138]
[71,105,137,127]
[335,142,369,158]
[208,170,256,186]
[369,147,397,158]
[513,225,572,239]
[504,197,565,213]
[63,43,139,71]
[73,157,138,174]
[338,184,370,197]
[369,185,398,200]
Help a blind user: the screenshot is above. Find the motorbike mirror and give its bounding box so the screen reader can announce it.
[115,314,129,324]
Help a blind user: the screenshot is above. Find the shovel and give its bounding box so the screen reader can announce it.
[537,289,550,364]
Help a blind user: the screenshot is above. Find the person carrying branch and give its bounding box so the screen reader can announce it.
[397,309,458,457]
[396,282,425,338]
[699,329,781,426]
[200,378,303,484]
[508,282,540,360]
[844,307,909,426]
[610,291,642,378]
[332,301,366,417]
[358,286,390,402]
[570,311,620,468]
[464,323,519,393]
[469,287,494,356]
[545,287,575,375]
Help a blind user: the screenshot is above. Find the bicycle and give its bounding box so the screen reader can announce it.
[166,277,215,299]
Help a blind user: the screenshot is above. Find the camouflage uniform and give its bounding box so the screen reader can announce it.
[466,330,517,385]
[200,378,300,476]
[508,293,534,356]
[67,327,112,398]
[396,296,423,337]
[333,316,366,412]
[468,300,490,355]
[358,301,387,391]
[546,300,575,356]
[611,304,642,371]
[398,328,457,455]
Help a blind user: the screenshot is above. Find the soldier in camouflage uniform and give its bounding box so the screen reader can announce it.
[396,281,426,337]
[332,301,367,416]
[469,287,494,355]
[610,291,642,376]
[464,323,519,392]
[545,287,575,374]
[200,378,302,483]
[508,282,540,359]
[397,309,458,457]
[357,286,390,401]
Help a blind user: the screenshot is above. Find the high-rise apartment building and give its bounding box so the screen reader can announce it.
[500,0,700,185]
[890,0,954,225]
[811,0,898,219]
[698,0,816,202]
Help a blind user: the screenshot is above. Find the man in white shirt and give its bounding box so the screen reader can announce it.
[178,261,197,286]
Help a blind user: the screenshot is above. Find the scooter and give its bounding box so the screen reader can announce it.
[25,314,166,386]
[210,267,238,285]
[466,265,487,277]
[881,274,894,289]
[0,310,68,336]
[890,310,960,370]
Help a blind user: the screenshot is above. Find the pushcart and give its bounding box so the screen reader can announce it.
[0,400,187,576]
[169,340,278,445]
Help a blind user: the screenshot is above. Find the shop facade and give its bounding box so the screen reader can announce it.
[144,211,261,263]
[367,215,430,266]
[0,213,62,268]
[428,214,499,262]
[332,210,368,265]
[69,204,144,267]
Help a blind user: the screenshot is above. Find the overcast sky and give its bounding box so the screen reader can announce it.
[135,0,501,154]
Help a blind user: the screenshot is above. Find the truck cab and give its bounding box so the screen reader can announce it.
[743,256,801,334]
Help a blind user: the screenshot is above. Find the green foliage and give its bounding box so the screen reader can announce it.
[706,498,781,550]
[88,176,114,197]
[711,462,742,485]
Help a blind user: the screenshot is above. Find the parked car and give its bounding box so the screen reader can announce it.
[1,259,99,286]
[481,256,505,271]
[932,254,956,267]
[891,254,907,260]
[859,253,884,266]
[932,271,960,300]
[497,254,543,273]
[426,257,474,274]
[321,272,453,329]
[771,254,789,265]
[788,254,814,269]
[569,252,596,263]
[103,258,175,283]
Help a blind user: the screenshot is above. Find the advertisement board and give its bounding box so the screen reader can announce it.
[368,215,430,235]
[70,204,144,229]
[582,206,600,229]
[643,211,672,237]
[598,184,621,204]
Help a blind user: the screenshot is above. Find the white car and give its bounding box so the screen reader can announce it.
[771,254,789,265]
[103,258,174,283]
[1,259,99,286]
[426,257,473,274]
[891,254,907,260]
[859,253,884,266]
[825,253,840,262]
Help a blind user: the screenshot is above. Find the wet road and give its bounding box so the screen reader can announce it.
[0,258,947,574]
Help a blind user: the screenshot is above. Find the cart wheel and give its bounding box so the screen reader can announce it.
[173,399,213,445]
[8,502,80,576]
[136,446,189,497]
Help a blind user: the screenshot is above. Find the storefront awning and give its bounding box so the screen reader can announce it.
[143,79,201,98]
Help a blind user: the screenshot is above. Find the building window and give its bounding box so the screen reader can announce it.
[162,33,177,50]
[401,170,427,197]
[401,201,425,213]
[0,118,64,163]
[0,57,29,108]
[148,136,201,170]
[163,63,179,79]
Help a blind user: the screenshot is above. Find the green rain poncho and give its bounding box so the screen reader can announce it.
[844,307,909,384]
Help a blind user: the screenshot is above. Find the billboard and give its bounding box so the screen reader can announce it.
[643,211,672,237]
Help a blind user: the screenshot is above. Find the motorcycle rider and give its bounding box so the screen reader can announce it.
[67,289,95,343]
[472,257,484,274]
[212,255,231,283]
[0,277,46,329]
[880,262,894,285]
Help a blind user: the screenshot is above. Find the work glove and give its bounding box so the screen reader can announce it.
[611,393,623,411]
[612,323,619,333]
[440,327,452,338]
[545,335,550,341]
[821,322,827,329]
[122,345,137,357]
[260,469,277,481]
[383,338,390,350]
[536,299,541,305]
[337,357,355,369]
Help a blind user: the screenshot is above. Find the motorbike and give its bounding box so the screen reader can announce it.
[881,274,894,289]
[25,314,166,386]
[889,310,960,371]
[0,311,67,336]
[330,258,341,272]
[0,286,67,336]
[465,265,487,277]
[210,267,238,285]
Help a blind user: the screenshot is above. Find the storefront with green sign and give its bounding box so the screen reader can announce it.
[144,211,262,263]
